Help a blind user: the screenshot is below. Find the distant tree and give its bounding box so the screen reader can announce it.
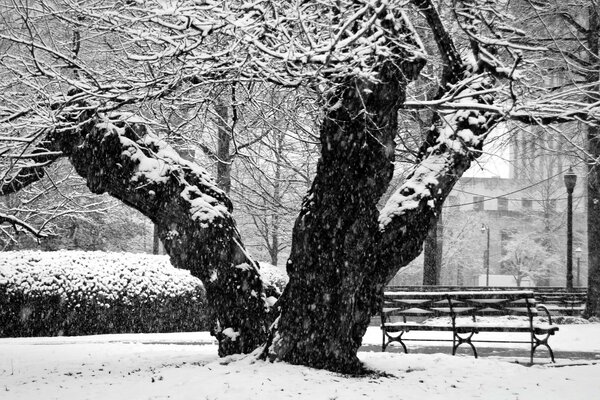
[230,88,319,266]
[500,0,600,314]
[0,160,147,252]
[500,233,560,287]
[438,212,486,286]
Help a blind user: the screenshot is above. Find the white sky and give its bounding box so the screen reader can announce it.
[463,128,512,179]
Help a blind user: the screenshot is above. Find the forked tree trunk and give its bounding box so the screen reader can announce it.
[269,2,494,372]
[271,63,417,373]
[48,117,269,355]
[7,0,495,373]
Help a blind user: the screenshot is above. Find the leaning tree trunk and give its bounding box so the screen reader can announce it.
[47,115,270,355]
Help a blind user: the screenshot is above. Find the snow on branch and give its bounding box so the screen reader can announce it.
[67,113,233,223]
[1,0,424,101]
[376,105,498,277]
[0,134,64,196]
[0,212,47,238]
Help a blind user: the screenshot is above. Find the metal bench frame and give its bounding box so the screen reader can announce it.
[381,290,559,363]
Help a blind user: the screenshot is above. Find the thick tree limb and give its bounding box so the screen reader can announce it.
[379,74,498,278]
[31,113,273,355]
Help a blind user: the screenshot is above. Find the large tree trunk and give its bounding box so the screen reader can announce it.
[269,1,494,373]
[271,67,409,372]
[270,72,493,372]
[48,116,269,355]
[423,214,443,285]
[585,5,600,318]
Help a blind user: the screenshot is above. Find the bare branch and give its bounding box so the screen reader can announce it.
[0,212,46,238]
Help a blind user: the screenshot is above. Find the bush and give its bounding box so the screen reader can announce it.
[258,262,288,294]
[0,251,209,337]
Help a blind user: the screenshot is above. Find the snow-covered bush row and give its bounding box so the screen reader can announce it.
[258,262,288,293]
[0,251,209,337]
[0,251,203,306]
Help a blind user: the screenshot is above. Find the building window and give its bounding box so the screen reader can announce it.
[498,197,508,212]
[473,196,484,211]
[522,198,532,210]
[500,229,513,256]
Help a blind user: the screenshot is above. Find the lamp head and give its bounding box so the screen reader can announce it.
[564,167,577,192]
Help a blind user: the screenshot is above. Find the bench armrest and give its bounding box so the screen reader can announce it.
[536,303,553,325]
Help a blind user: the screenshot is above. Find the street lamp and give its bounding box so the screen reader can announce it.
[564,167,577,291]
[575,246,582,287]
[481,223,490,287]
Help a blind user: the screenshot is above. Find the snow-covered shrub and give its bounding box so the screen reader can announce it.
[0,251,209,337]
[258,262,288,293]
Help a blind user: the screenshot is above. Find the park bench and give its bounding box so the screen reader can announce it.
[386,285,587,317]
[380,289,559,363]
[534,288,587,317]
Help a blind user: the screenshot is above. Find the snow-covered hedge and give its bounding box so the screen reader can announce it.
[0,251,209,337]
[258,262,288,294]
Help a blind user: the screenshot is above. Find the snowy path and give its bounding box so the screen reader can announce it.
[1,326,599,399]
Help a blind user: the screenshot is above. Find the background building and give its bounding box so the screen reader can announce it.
[390,125,587,287]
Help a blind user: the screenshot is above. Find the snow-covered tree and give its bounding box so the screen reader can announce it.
[1,0,599,373]
[499,233,560,287]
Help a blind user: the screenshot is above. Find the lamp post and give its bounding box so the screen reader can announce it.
[564,167,577,291]
[575,246,582,287]
[481,224,490,286]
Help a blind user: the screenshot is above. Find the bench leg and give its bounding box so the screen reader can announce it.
[382,330,408,354]
[530,332,556,363]
[452,331,478,358]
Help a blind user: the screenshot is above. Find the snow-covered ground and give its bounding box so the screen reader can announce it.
[1,325,599,399]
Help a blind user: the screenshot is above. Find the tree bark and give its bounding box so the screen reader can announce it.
[271,67,409,373]
[423,213,443,285]
[46,116,270,355]
[269,1,495,373]
[585,4,600,318]
[215,102,232,194]
[270,158,281,267]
